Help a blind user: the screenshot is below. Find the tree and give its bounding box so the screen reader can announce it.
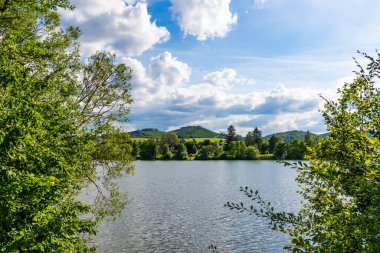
[259,141,269,154]
[197,146,214,160]
[252,127,263,147]
[175,143,188,160]
[161,133,179,150]
[268,135,281,154]
[226,125,237,150]
[245,131,255,146]
[236,141,247,159]
[227,52,380,252]
[161,144,173,160]
[140,139,158,160]
[0,1,133,251]
[304,130,313,146]
[286,139,307,160]
[274,142,289,159]
[245,146,259,160]
[185,139,197,155]
[132,141,141,158]
[212,142,224,158]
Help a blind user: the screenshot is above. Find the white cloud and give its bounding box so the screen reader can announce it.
[62,1,170,56]
[122,51,191,107]
[123,52,325,135]
[203,68,255,89]
[170,0,237,41]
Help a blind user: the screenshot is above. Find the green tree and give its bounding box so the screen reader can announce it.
[227,141,239,158]
[0,1,134,251]
[236,141,247,159]
[227,52,380,252]
[161,144,173,160]
[286,139,307,160]
[212,142,224,158]
[197,146,214,160]
[175,143,188,160]
[252,127,263,147]
[185,139,197,155]
[245,131,255,146]
[245,146,259,160]
[140,139,158,160]
[226,125,237,150]
[161,132,179,149]
[259,141,269,154]
[274,142,289,159]
[132,141,141,158]
[304,130,313,146]
[268,135,281,154]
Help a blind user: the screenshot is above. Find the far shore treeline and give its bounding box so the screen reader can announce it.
[108,125,321,161]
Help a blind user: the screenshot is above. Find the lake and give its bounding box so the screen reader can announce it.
[95,160,300,253]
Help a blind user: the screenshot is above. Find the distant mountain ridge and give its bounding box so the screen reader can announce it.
[264,130,326,141]
[128,128,166,138]
[129,126,329,140]
[129,126,222,139]
[169,126,223,138]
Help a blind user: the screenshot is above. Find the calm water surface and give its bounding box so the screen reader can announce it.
[96,161,300,252]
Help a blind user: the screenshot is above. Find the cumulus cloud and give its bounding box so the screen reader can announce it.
[170,0,237,41]
[62,0,170,56]
[203,68,255,89]
[122,51,191,107]
[122,52,325,135]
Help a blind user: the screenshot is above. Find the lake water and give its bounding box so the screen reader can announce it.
[95,160,300,253]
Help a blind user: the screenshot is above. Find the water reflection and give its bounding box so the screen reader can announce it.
[96,161,300,253]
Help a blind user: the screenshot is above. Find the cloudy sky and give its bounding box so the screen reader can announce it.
[62,0,380,135]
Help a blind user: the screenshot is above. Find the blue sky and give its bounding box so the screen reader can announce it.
[62,0,380,135]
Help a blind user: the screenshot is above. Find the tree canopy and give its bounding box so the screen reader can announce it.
[227,52,380,252]
[0,0,133,251]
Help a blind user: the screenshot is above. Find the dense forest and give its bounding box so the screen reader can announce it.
[128,126,316,160]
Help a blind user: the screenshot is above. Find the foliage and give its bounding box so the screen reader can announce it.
[140,139,158,160]
[286,139,307,160]
[264,130,317,142]
[175,143,188,160]
[129,128,166,138]
[129,126,223,139]
[161,133,179,149]
[226,125,238,150]
[245,131,255,146]
[245,146,260,160]
[161,144,173,160]
[252,127,263,148]
[185,139,197,155]
[304,130,313,146]
[227,52,380,252]
[132,141,140,158]
[170,126,221,138]
[131,133,311,161]
[269,135,282,154]
[0,1,134,251]
[197,145,218,160]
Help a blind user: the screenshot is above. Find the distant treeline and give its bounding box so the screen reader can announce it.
[129,125,316,160]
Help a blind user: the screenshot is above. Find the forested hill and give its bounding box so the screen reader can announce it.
[129,126,224,139]
[129,126,222,139]
[264,130,316,141]
[129,127,329,140]
[170,126,223,138]
[129,128,166,138]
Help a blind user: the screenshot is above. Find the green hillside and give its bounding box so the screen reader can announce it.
[170,126,222,139]
[129,126,225,139]
[130,127,329,141]
[319,132,331,138]
[264,130,316,142]
[129,128,166,138]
